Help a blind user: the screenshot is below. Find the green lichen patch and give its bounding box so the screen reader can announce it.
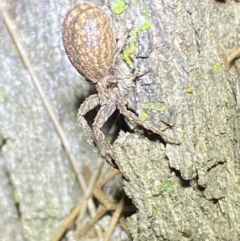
[156,103,166,111]
[140,111,148,121]
[13,189,20,202]
[140,21,151,30]
[163,181,174,193]
[110,0,126,14]
[140,10,151,30]
[141,102,166,112]
[122,11,151,66]
[141,10,151,20]
[123,41,139,66]
[141,102,155,109]
[152,180,175,196]
[213,63,221,73]
[178,129,186,136]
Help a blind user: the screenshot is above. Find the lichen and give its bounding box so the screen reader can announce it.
[163,181,174,193]
[157,103,166,111]
[213,63,221,73]
[13,189,20,202]
[178,129,186,136]
[140,21,151,30]
[141,102,166,112]
[123,41,139,67]
[141,10,151,20]
[140,112,148,121]
[141,102,155,109]
[122,11,152,66]
[110,0,126,14]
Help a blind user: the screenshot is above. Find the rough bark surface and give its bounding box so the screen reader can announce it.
[1,0,240,240]
[113,0,240,240]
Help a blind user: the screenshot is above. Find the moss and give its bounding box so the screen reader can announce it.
[140,111,149,121]
[213,63,221,73]
[110,0,126,14]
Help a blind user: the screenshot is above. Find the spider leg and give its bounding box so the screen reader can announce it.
[118,104,181,145]
[92,103,116,157]
[93,103,129,179]
[77,94,100,148]
[112,21,135,66]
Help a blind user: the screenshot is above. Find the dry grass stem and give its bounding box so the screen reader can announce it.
[78,157,104,222]
[118,215,130,235]
[103,196,125,241]
[98,169,120,188]
[51,202,83,241]
[92,187,117,210]
[76,206,107,238]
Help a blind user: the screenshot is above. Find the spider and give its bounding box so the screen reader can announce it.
[62,3,180,177]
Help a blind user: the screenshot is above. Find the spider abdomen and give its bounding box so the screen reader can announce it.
[62,3,116,83]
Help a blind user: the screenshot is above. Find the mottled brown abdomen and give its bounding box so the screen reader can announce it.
[62,3,116,83]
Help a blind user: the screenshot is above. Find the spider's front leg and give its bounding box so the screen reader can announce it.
[77,94,100,148]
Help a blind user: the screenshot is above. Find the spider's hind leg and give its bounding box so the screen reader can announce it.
[93,103,129,179]
[92,103,116,158]
[117,103,181,145]
[77,94,100,149]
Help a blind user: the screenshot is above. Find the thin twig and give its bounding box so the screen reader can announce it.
[51,202,83,241]
[75,178,135,239]
[98,169,120,188]
[92,187,117,210]
[76,206,108,239]
[1,8,102,239]
[118,215,130,235]
[103,195,125,241]
[77,157,104,222]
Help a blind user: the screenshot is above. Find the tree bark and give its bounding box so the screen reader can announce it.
[113,0,240,240]
[1,0,240,240]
